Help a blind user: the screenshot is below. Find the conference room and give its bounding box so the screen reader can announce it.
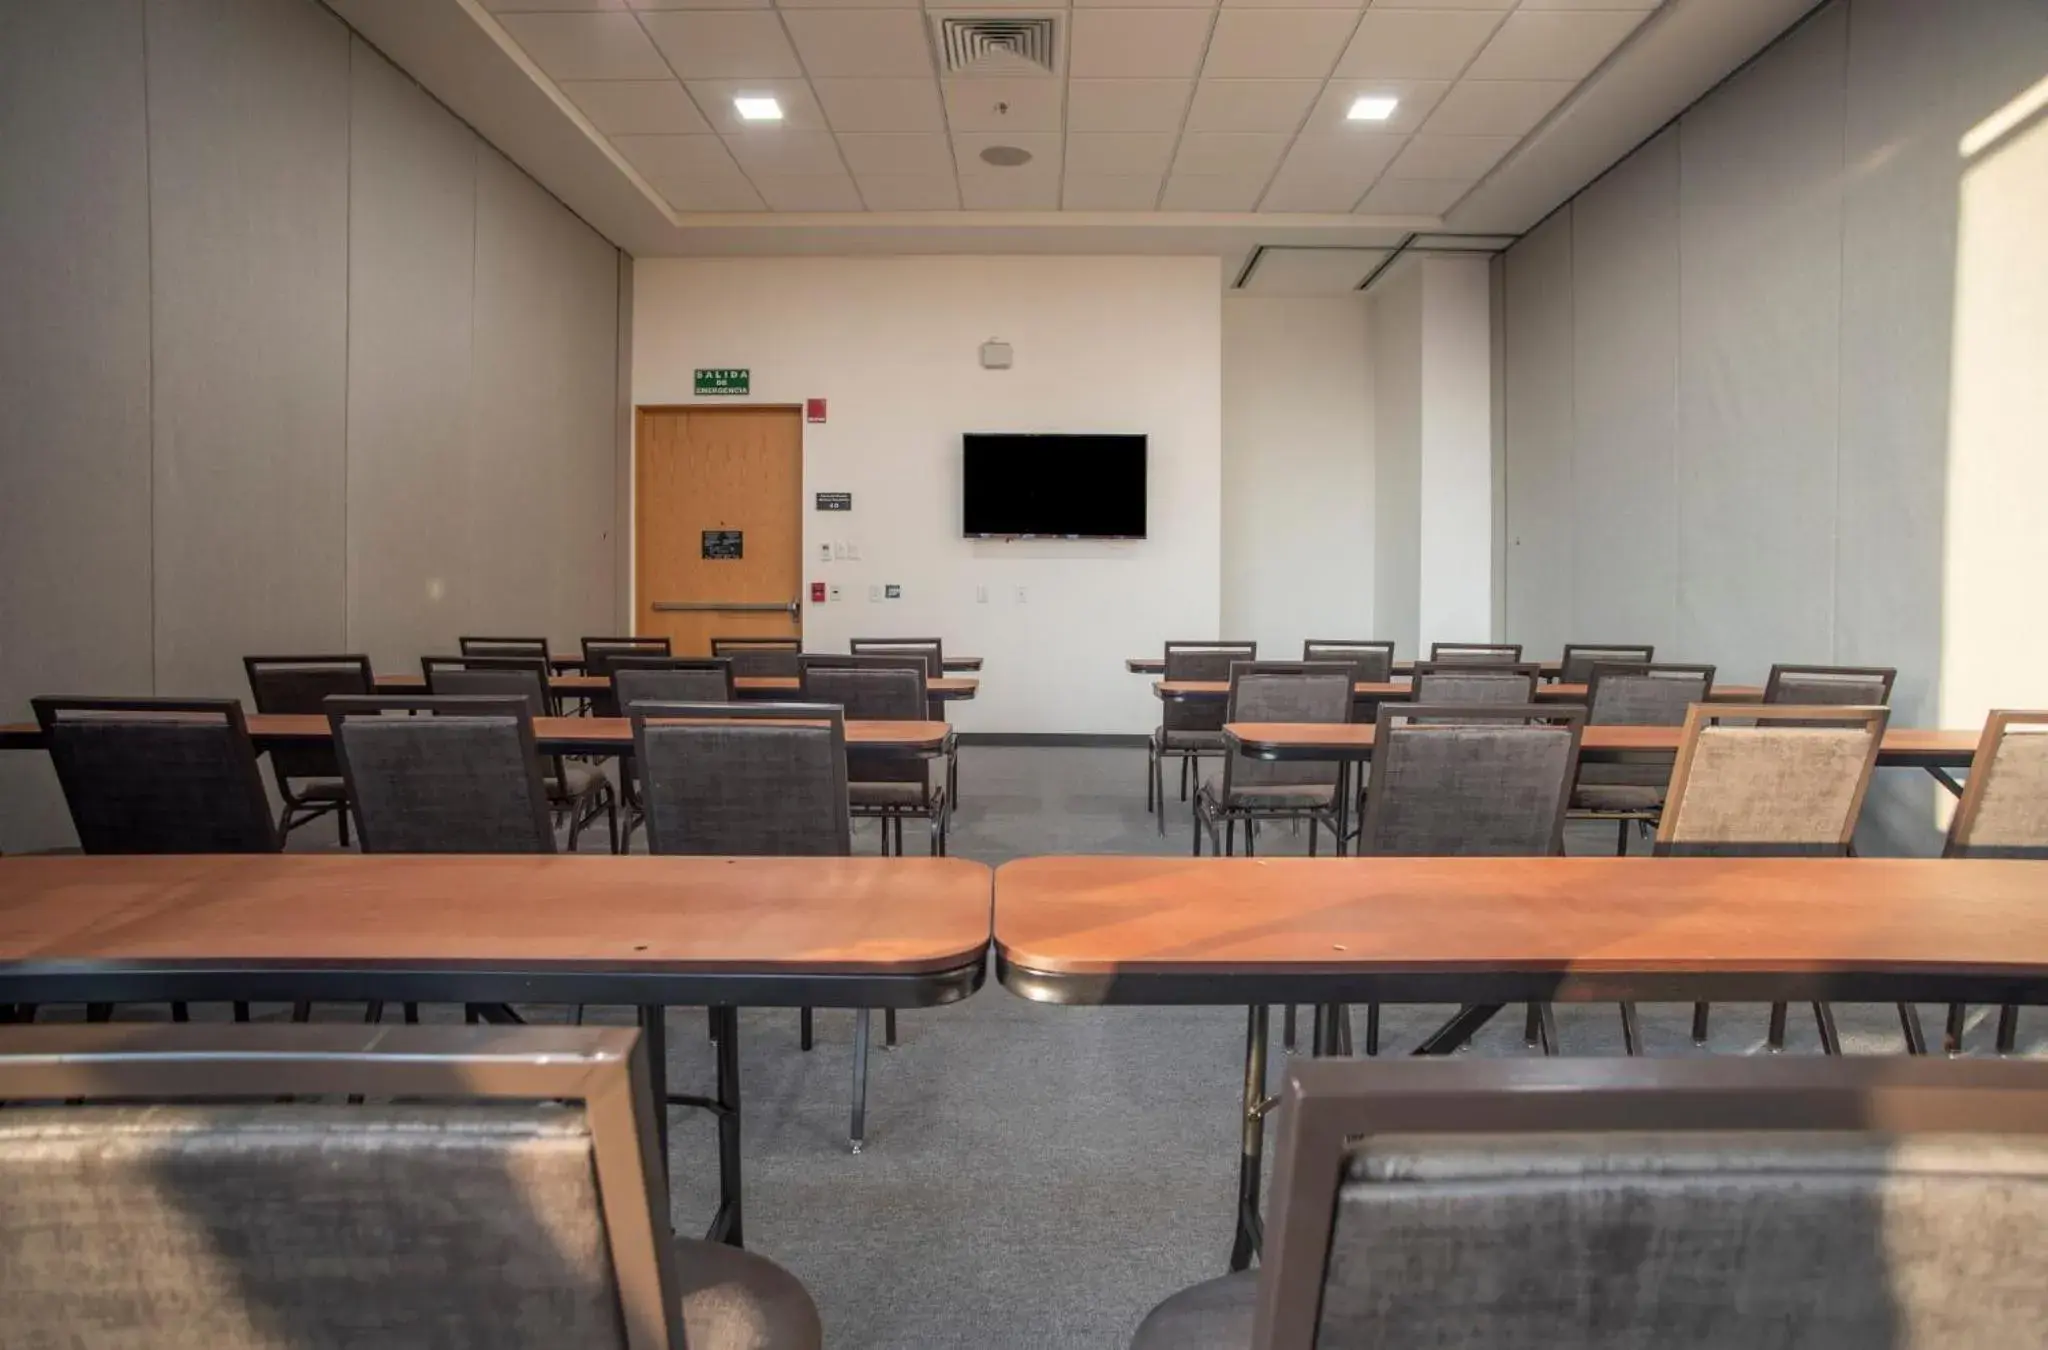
[4,0,2047,1347]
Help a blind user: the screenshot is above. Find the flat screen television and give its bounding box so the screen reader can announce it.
[962,433,1147,539]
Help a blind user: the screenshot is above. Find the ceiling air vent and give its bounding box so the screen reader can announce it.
[935,16,1059,77]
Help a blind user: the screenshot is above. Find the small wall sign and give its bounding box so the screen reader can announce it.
[694,368,749,396]
[815,492,852,511]
[701,530,743,560]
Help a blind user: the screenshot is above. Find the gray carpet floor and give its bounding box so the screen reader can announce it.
[65,744,2042,1348]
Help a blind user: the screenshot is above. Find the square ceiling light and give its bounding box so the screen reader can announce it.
[1347,96,1399,122]
[734,95,784,122]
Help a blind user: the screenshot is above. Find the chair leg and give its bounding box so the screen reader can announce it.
[1766,1002,1789,1052]
[1145,745,1156,814]
[885,1008,897,1048]
[1524,1003,1541,1049]
[1619,1002,1642,1056]
[1814,1003,1842,1055]
[1691,1002,1711,1045]
[1999,1004,2020,1054]
[1899,1003,1928,1055]
[894,816,904,856]
[1191,800,1203,857]
[1334,1004,1353,1056]
[292,1002,312,1023]
[1225,819,1235,857]
[337,805,350,848]
[1308,818,1318,857]
[1180,755,1190,801]
[233,1002,251,1023]
[1945,1003,1968,1055]
[1244,819,1256,857]
[849,1008,871,1154]
[403,1003,419,1024]
[1615,819,1628,856]
[607,791,620,855]
[1535,1003,1559,1056]
[1283,1004,1297,1051]
[1365,1004,1380,1057]
[800,1007,813,1051]
[170,1003,190,1023]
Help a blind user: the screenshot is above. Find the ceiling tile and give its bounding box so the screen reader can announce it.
[1299,78,1446,135]
[1065,132,1177,176]
[952,130,1065,175]
[854,175,961,210]
[496,13,672,81]
[835,131,954,176]
[1218,0,1365,8]
[1071,0,1209,7]
[1241,247,1390,295]
[943,78,1064,132]
[1516,0,1662,11]
[1183,79,1319,132]
[1062,174,1164,209]
[486,0,634,10]
[812,78,945,132]
[1171,131,1289,177]
[959,173,1060,210]
[751,173,865,211]
[1200,10,1359,79]
[1463,10,1647,81]
[1067,79,1193,132]
[721,128,846,175]
[1366,0,1510,9]
[1159,175,1267,211]
[611,134,764,210]
[684,78,827,131]
[781,10,932,78]
[1419,79,1571,137]
[1069,10,1217,79]
[1333,10,1504,80]
[771,0,916,8]
[561,80,709,136]
[626,0,769,8]
[1355,176,1473,215]
[1385,132,1514,179]
[637,12,801,79]
[657,174,767,211]
[1260,131,1404,209]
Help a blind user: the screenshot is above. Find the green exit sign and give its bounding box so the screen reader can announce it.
[694,368,749,396]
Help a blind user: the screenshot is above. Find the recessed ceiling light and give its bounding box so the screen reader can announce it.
[979,145,1033,168]
[734,96,783,122]
[1348,96,1399,123]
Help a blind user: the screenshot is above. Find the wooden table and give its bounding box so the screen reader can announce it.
[554,653,983,673]
[0,715,953,759]
[372,674,979,702]
[1153,679,1764,704]
[0,853,994,1248]
[996,854,2048,1268]
[1129,657,1566,678]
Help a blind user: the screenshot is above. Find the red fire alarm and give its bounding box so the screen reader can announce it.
[805,397,827,424]
[810,581,826,603]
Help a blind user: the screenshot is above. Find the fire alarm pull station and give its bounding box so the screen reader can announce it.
[810,582,826,603]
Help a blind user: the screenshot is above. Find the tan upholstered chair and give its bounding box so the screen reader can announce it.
[1657,703,1888,1053]
[1942,711,2048,1053]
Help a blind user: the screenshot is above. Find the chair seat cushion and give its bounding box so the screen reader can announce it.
[849,781,937,809]
[1571,783,1666,813]
[1155,730,1226,752]
[547,762,605,801]
[1200,776,1337,810]
[284,776,347,801]
[1129,1271,1254,1350]
[674,1237,823,1350]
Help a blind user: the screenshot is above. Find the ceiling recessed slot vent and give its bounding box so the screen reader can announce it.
[935,16,1059,78]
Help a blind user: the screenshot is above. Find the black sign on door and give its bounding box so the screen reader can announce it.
[701,530,743,560]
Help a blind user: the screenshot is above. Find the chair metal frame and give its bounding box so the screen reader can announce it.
[1568,662,1718,856]
[709,637,803,680]
[798,657,950,857]
[1149,641,1259,833]
[1762,662,1899,705]
[1301,640,1395,684]
[243,653,374,844]
[0,1023,683,1350]
[1557,642,1656,684]
[1250,1055,2048,1350]
[581,637,674,681]
[1192,662,1354,859]
[1427,641,1524,664]
[458,636,551,661]
[1942,710,2048,1054]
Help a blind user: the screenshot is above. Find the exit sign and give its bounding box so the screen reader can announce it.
[694,368,749,396]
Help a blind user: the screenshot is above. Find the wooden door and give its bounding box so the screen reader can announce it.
[635,406,803,655]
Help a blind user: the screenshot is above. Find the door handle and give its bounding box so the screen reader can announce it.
[652,599,802,619]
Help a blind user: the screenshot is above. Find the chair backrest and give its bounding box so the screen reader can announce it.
[1945,710,2048,859]
[423,655,553,717]
[1357,703,1584,855]
[1224,663,1356,790]
[1302,641,1395,684]
[710,637,802,679]
[1409,663,1541,705]
[611,657,735,714]
[1559,642,1656,684]
[243,654,373,787]
[580,637,672,680]
[1583,662,1716,726]
[1163,642,1257,734]
[459,636,550,662]
[849,638,943,679]
[1428,642,1523,665]
[1252,1055,2048,1350]
[31,697,280,854]
[1763,663,1897,707]
[797,656,927,720]
[327,696,556,854]
[631,702,852,856]
[0,1024,685,1350]
[1655,704,1888,857]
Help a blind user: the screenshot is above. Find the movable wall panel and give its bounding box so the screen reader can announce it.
[1500,211,1575,656]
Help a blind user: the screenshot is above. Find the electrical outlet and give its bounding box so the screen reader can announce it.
[868,585,881,603]
[829,585,843,602]
[1014,586,1027,605]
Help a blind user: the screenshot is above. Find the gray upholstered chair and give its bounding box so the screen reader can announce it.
[798,656,948,857]
[1763,662,1897,707]
[607,657,735,716]
[1150,641,1258,833]
[32,697,280,856]
[421,659,616,852]
[581,636,672,681]
[1940,711,2048,1053]
[711,637,802,679]
[1352,703,1585,1057]
[1193,663,1353,858]
[1408,662,1541,704]
[849,637,943,679]
[0,1023,822,1350]
[1301,640,1394,684]
[1130,1055,2048,1350]
[243,654,373,845]
[327,695,562,855]
[1558,642,1655,684]
[1569,662,1716,855]
[1658,703,1889,1054]
[459,635,551,661]
[1427,641,1523,665]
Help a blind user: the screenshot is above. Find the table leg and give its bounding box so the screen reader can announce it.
[711,1005,744,1247]
[1413,1003,1505,1056]
[1229,1004,1270,1273]
[1926,765,1966,798]
[1334,762,1350,857]
[638,1005,672,1224]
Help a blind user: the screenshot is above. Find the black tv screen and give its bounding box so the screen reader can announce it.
[962,433,1147,539]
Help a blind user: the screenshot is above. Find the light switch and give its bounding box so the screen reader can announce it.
[976,585,988,604]
[868,585,881,603]
[818,543,832,564]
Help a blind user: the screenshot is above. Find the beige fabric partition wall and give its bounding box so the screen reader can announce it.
[0,0,626,853]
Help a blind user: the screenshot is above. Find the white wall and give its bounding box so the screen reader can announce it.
[633,256,1224,735]
[1220,296,1374,654]
[1369,265,1423,656]
[0,0,626,853]
[1496,0,2048,853]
